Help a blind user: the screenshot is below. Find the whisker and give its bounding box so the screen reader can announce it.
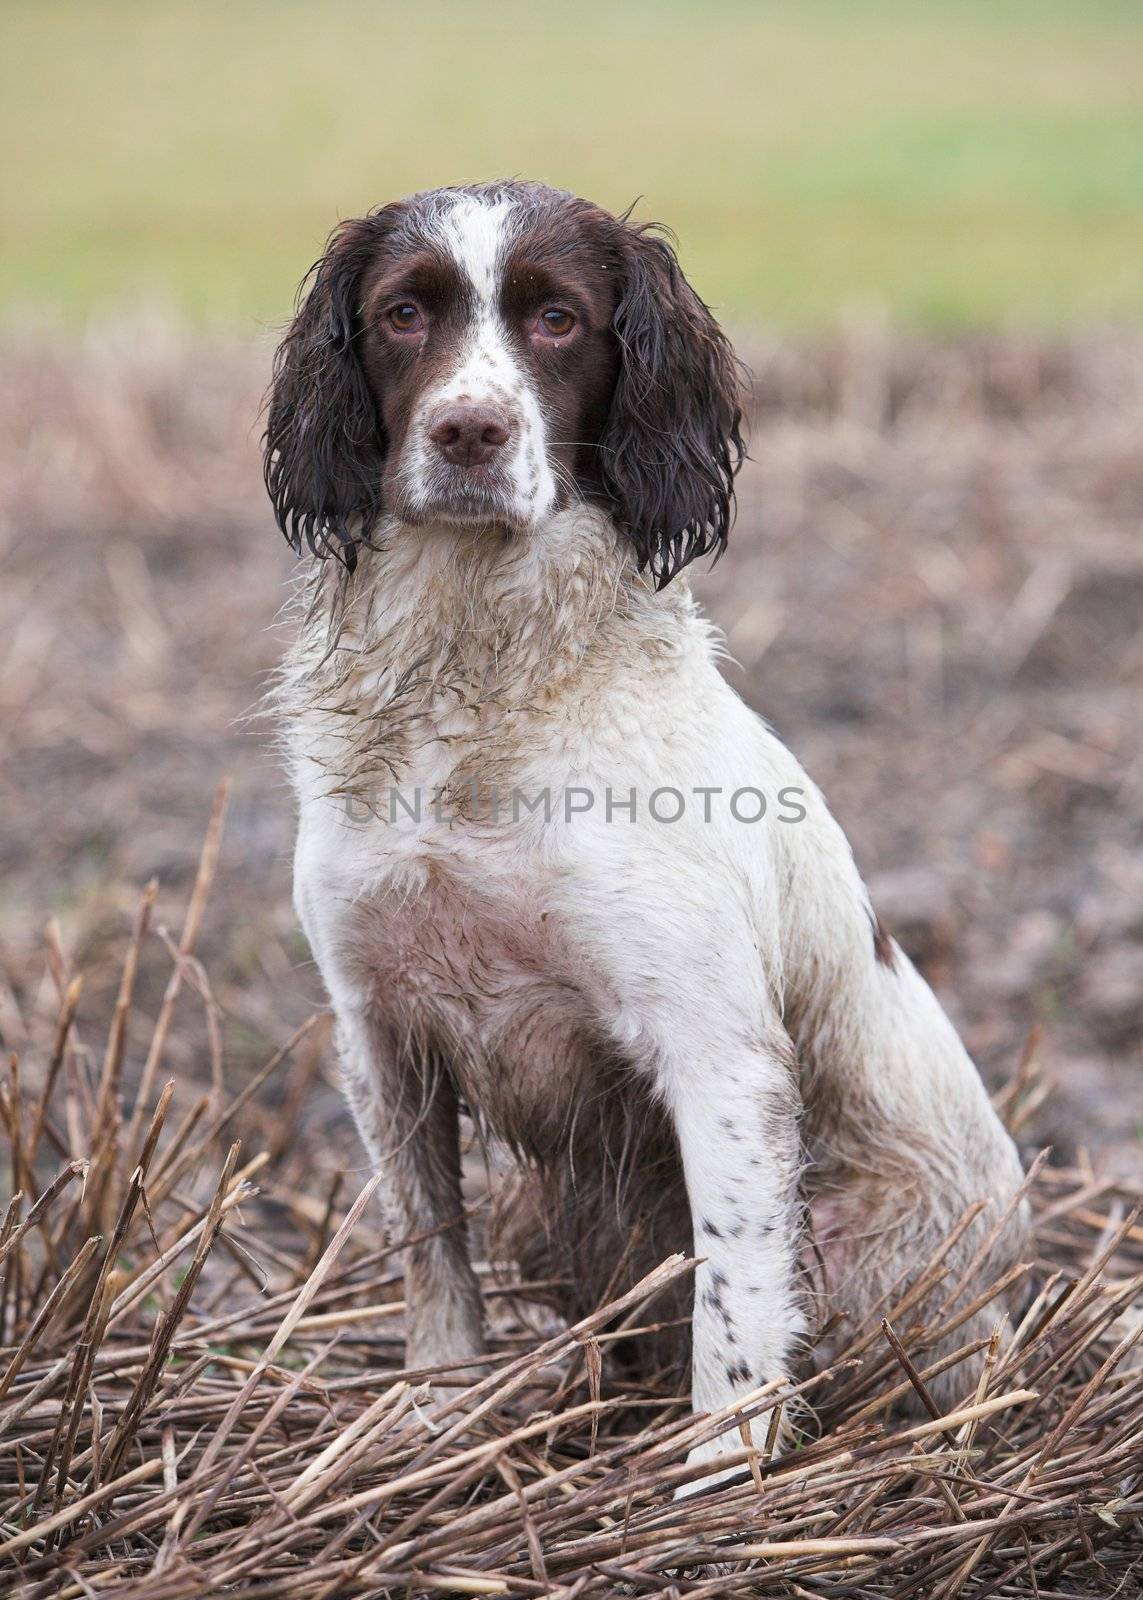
[548,439,619,457]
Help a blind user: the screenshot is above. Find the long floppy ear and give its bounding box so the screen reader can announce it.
[600,222,746,587]
[263,214,392,570]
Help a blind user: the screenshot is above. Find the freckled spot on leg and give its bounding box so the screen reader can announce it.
[726,1359,753,1386]
[702,1218,723,1240]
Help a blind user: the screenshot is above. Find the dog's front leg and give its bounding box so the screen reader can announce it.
[336,1008,485,1377]
[663,1036,804,1489]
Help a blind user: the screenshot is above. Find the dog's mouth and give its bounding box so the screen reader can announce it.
[399,464,533,532]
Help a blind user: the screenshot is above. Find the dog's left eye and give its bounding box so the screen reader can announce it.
[387,303,424,333]
[537,308,576,338]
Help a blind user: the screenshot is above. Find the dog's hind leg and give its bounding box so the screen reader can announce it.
[794,923,1029,1408]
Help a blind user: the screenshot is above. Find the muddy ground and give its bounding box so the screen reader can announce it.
[1,321,1140,1183]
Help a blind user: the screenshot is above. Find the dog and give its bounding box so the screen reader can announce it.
[264,180,1027,1479]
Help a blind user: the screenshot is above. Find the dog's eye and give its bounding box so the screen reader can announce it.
[387,303,424,333]
[537,308,576,339]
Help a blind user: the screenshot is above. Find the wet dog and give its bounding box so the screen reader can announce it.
[264,181,1027,1480]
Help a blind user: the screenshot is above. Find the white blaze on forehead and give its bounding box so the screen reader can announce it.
[402,192,558,525]
[436,194,516,304]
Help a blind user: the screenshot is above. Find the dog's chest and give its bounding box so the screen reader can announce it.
[329,809,617,1157]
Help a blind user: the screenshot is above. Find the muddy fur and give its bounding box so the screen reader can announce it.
[489,1072,695,1379]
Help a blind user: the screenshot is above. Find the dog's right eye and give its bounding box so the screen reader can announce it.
[387,303,424,333]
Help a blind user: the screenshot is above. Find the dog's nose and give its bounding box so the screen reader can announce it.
[428,403,512,468]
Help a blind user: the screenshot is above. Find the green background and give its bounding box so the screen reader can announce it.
[5,0,1143,330]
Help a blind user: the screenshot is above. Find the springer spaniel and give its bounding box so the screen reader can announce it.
[264,181,1026,1482]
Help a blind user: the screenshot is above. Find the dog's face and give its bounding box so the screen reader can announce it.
[264,181,744,585]
[357,192,622,534]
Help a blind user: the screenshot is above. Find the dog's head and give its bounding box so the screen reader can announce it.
[264,181,744,586]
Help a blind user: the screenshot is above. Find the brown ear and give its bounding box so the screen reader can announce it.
[263,211,396,568]
[599,221,745,586]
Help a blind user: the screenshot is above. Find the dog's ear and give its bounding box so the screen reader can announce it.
[263,215,392,570]
[600,221,746,587]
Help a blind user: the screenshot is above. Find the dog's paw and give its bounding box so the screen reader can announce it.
[674,1436,757,1501]
[402,1325,489,1433]
[673,1402,794,1500]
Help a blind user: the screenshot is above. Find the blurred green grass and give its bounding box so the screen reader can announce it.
[4,0,1143,330]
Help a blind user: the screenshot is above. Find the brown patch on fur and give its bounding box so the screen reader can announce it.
[870,910,898,971]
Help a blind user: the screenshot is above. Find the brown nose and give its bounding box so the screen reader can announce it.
[428,403,512,467]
